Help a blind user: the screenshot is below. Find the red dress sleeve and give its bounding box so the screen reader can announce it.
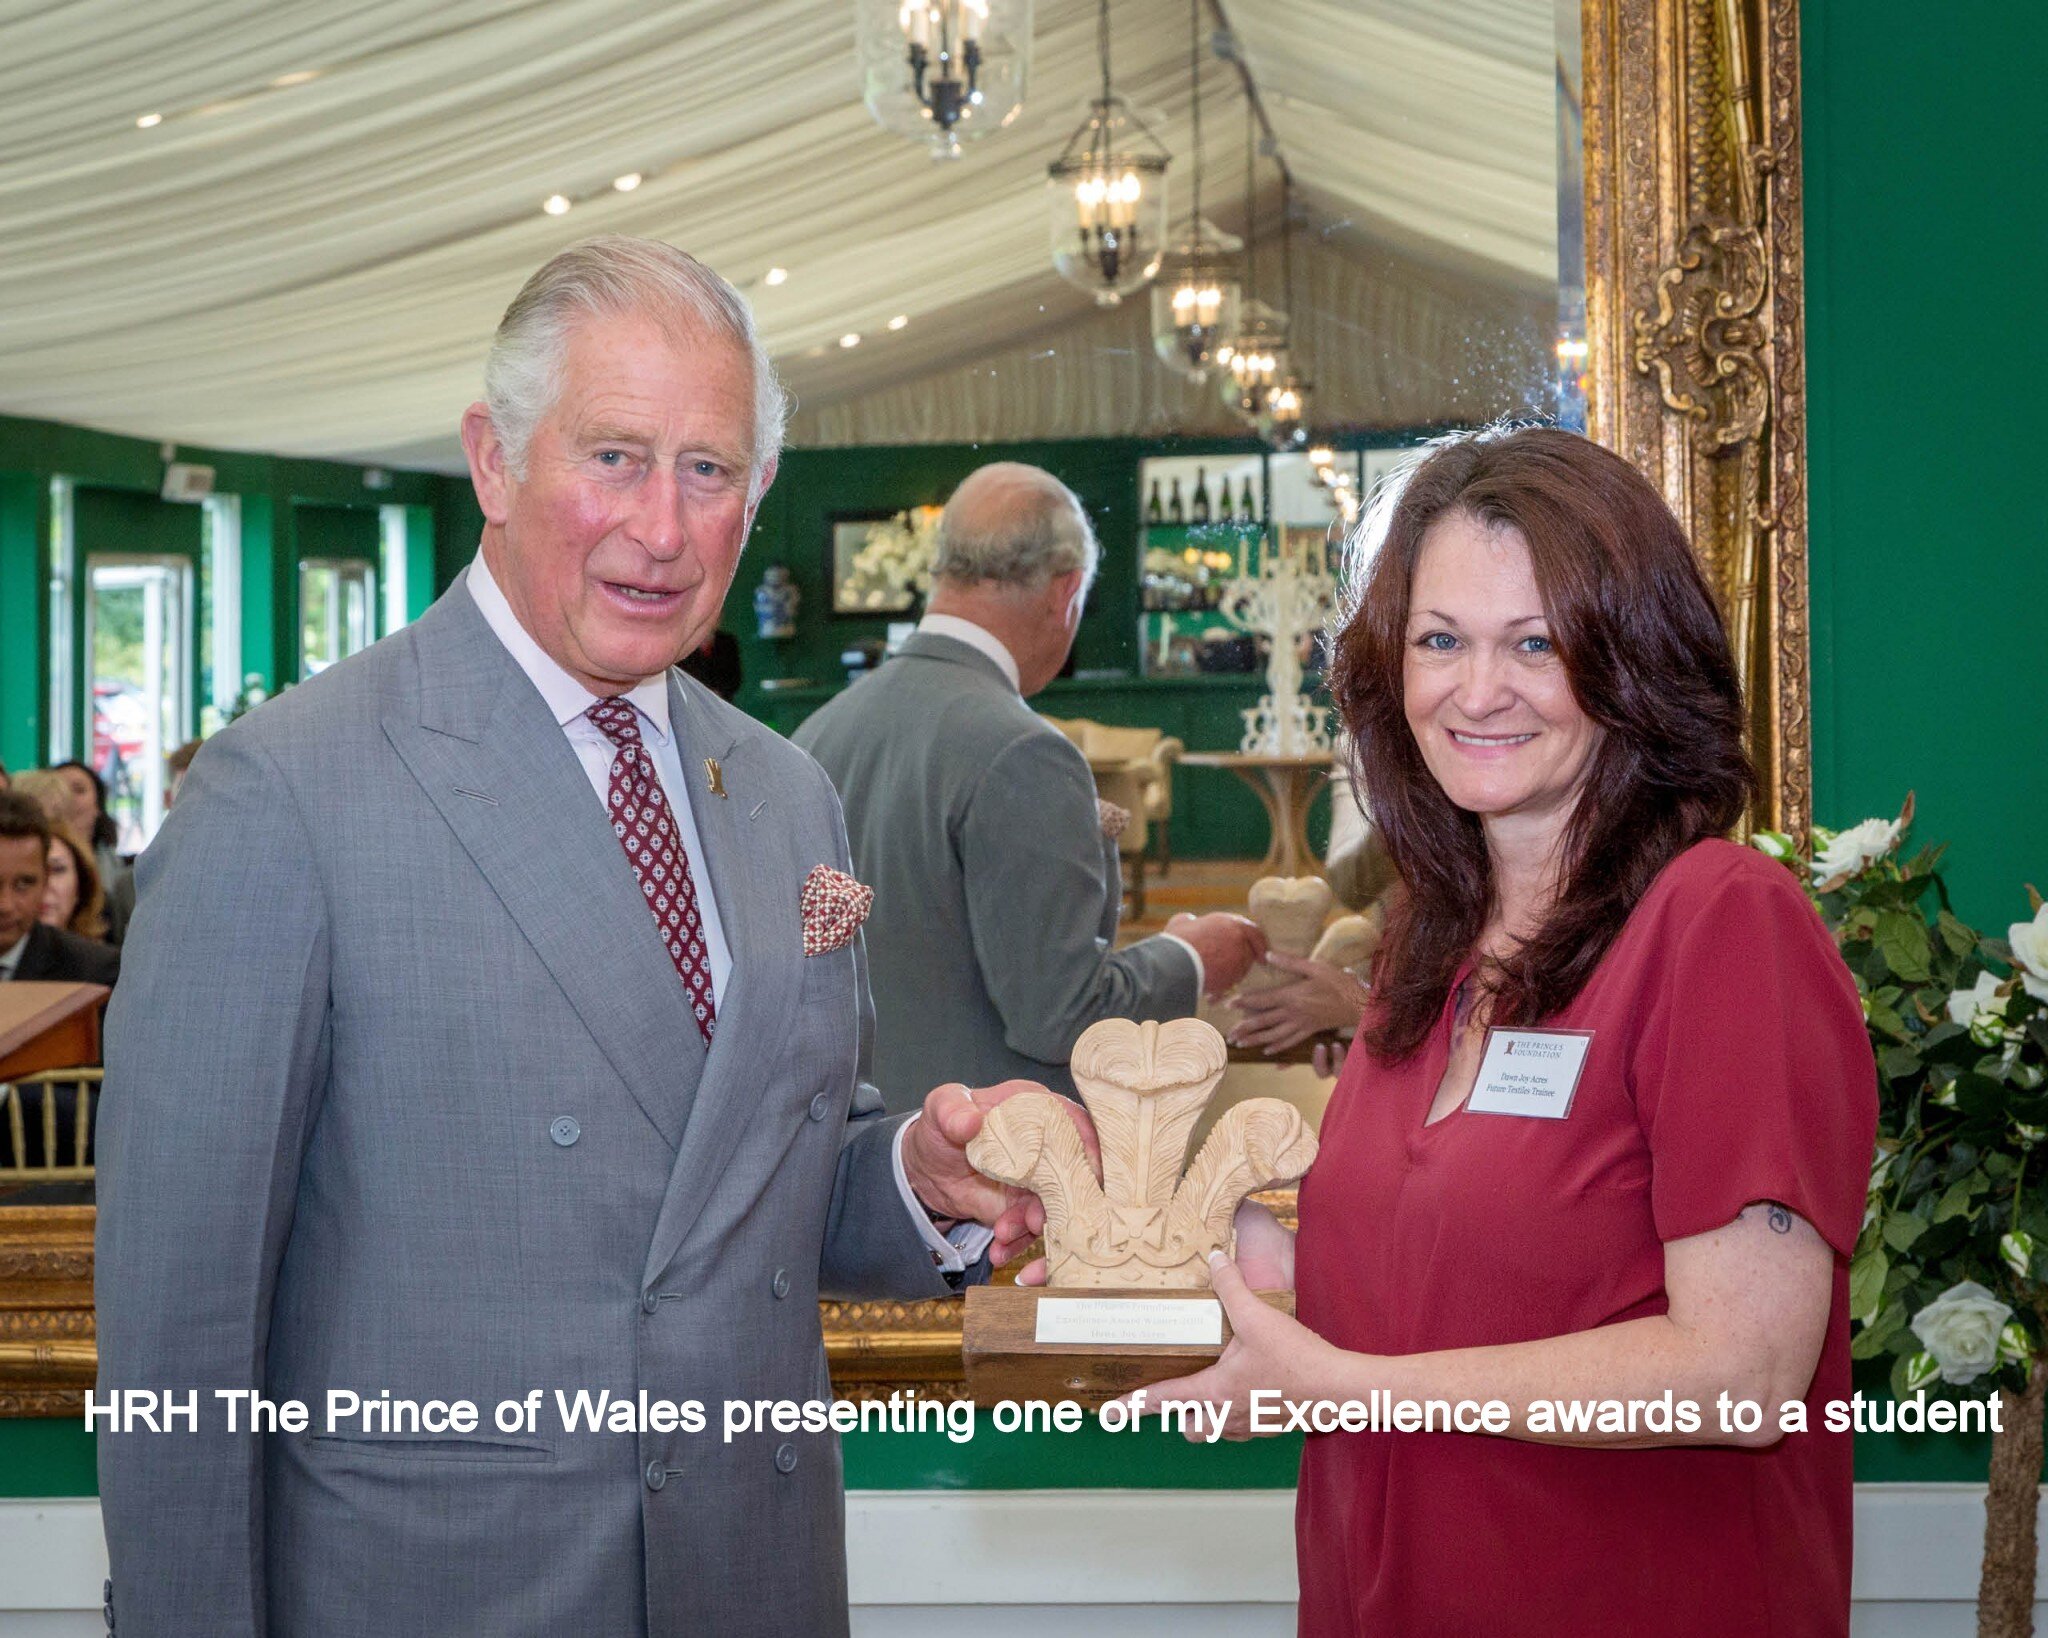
[1631,850,1878,1260]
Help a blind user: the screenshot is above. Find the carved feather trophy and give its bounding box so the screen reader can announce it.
[961,1016,1316,1403]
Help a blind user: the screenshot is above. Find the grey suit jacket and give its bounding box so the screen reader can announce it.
[793,632,1198,1108]
[95,581,953,1638]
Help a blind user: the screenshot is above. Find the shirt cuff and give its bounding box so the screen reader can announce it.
[1159,932,1204,998]
[892,1116,996,1274]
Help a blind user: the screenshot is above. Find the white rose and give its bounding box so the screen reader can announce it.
[1949,973,2016,1047]
[2010,905,2048,1003]
[1750,830,1795,862]
[1911,1281,2014,1385]
[1811,816,1903,885]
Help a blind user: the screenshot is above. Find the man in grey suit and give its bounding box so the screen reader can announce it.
[95,238,1061,1638]
[795,464,1263,1109]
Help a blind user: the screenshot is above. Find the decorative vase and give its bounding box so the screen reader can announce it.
[753,564,799,641]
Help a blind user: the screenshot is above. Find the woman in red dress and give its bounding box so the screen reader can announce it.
[1147,427,1876,1637]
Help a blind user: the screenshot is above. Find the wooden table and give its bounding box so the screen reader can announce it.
[1179,751,1335,878]
[0,983,109,1080]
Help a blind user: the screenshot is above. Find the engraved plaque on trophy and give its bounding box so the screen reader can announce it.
[961,1016,1315,1404]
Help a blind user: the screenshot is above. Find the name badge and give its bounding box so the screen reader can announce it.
[1464,1028,1593,1119]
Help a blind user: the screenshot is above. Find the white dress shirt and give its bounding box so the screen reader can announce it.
[467,554,983,1274]
[914,611,1203,994]
[0,933,26,981]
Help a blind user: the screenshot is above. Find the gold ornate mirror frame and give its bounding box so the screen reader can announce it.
[1,0,1809,1414]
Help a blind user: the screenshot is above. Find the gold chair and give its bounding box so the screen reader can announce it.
[1041,717,1185,918]
[0,1068,102,1185]
[1041,718,1185,871]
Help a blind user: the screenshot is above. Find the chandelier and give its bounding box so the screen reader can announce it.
[1150,0,1239,378]
[1259,180,1314,449]
[1046,0,1169,306]
[1221,301,1288,420]
[857,0,1033,160]
[1218,96,1287,419]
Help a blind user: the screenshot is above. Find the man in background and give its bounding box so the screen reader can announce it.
[0,791,118,986]
[796,462,1262,1108]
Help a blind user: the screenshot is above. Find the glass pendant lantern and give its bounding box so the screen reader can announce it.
[1150,0,1240,378]
[1046,0,1170,305]
[858,0,1033,160]
[1220,300,1289,419]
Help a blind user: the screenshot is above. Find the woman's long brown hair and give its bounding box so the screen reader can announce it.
[1328,426,1754,1062]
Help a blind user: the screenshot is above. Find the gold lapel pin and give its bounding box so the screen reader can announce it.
[704,757,727,799]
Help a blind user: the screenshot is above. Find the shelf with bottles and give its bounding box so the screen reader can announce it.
[1140,523,1275,614]
[1142,464,1261,532]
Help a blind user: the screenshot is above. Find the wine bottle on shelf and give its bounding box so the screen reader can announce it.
[1190,467,1212,525]
[1145,478,1164,524]
[1239,475,1256,520]
[1218,479,1234,523]
[1168,478,1186,525]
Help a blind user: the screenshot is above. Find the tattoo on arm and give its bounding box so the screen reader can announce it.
[1767,1204,1792,1234]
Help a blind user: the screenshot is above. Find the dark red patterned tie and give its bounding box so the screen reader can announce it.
[586,697,715,1041]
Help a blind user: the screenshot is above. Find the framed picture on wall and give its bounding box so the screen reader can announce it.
[828,505,944,616]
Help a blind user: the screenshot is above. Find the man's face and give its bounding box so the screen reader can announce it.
[465,309,769,694]
[0,835,48,950]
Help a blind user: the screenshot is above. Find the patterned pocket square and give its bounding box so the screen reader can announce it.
[1096,799,1132,840]
[801,864,874,957]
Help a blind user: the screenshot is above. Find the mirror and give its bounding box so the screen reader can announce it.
[0,0,1811,1413]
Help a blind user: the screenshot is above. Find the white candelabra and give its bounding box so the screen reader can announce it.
[1218,535,1337,754]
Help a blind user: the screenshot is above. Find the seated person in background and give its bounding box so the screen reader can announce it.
[41,822,112,944]
[165,738,203,809]
[53,760,133,941]
[796,462,1264,1109]
[0,792,119,986]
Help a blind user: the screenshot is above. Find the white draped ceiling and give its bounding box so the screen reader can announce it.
[0,0,1558,466]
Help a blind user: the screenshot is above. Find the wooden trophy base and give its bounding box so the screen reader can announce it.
[962,1284,1295,1406]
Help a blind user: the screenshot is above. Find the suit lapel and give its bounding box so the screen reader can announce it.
[14,925,53,981]
[381,588,705,1149]
[640,673,803,1285]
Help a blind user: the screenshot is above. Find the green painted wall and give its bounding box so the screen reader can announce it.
[0,412,447,773]
[1802,0,2048,933]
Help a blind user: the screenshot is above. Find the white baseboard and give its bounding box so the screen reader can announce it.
[0,1486,2040,1636]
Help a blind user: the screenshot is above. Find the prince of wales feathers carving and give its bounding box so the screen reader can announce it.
[967,1018,1316,1288]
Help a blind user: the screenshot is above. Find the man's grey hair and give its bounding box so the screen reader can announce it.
[930,466,1099,591]
[483,235,790,490]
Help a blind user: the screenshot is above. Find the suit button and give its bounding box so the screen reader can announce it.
[641,1289,660,1314]
[549,1116,580,1147]
[771,1268,790,1300]
[808,1092,831,1122]
[645,1460,667,1491]
[775,1443,798,1474]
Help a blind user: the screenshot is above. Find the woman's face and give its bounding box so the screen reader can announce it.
[1402,511,1603,832]
[54,766,98,837]
[41,839,78,928]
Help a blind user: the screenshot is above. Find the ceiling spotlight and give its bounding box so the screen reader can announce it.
[887,315,909,331]
[839,333,862,349]
[135,112,163,128]
[543,194,572,216]
[612,172,643,192]
[764,267,789,286]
